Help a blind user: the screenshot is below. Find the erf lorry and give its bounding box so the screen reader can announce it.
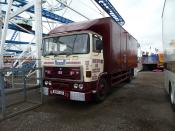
[162,0,175,110]
[42,17,138,101]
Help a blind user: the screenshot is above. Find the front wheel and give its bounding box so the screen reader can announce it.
[95,79,108,102]
[169,87,175,111]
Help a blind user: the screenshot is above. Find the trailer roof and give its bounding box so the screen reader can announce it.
[49,17,137,42]
[49,17,110,34]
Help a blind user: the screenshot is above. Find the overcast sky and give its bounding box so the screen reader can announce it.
[5,0,165,53]
[63,0,165,53]
[110,0,165,53]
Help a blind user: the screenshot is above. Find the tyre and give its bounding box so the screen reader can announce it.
[169,86,175,112]
[126,75,131,83]
[126,69,133,83]
[95,78,108,102]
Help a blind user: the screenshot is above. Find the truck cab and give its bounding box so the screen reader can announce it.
[42,31,104,101]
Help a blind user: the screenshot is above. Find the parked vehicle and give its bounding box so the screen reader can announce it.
[42,17,138,101]
[142,53,164,71]
[162,0,175,111]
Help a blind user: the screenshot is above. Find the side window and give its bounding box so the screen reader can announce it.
[93,35,102,52]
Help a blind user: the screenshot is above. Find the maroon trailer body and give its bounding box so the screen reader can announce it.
[42,17,138,101]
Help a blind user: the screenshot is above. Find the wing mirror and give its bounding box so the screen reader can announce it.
[96,40,103,53]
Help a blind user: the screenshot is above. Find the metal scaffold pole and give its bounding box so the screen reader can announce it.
[0,0,2,39]
[0,0,13,69]
[35,0,42,85]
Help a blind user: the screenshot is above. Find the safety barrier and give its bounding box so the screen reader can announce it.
[0,67,43,120]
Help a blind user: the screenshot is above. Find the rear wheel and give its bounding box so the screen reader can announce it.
[126,74,131,83]
[95,79,108,102]
[169,85,175,111]
[126,69,133,83]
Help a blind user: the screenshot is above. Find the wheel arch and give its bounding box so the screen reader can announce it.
[96,72,109,90]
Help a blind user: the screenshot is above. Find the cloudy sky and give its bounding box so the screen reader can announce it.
[60,0,165,53]
[110,0,165,52]
[4,0,165,53]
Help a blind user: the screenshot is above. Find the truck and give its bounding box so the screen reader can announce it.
[162,0,175,110]
[42,17,138,102]
[142,53,164,71]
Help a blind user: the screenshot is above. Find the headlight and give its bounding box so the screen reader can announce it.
[45,81,48,85]
[79,84,83,90]
[48,81,52,86]
[74,84,78,89]
[45,81,52,86]
[73,84,83,90]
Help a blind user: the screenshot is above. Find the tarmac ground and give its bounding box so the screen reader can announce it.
[0,71,175,131]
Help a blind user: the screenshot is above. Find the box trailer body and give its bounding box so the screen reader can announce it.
[141,53,164,71]
[162,0,175,110]
[42,17,138,101]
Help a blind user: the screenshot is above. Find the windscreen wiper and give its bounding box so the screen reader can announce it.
[57,52,72,56]
[44,52,55,56]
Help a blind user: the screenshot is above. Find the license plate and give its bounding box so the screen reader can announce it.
[53,90,64,95]
[70,91,85,101]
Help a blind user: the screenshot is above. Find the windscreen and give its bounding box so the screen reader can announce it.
[43,33,89,56]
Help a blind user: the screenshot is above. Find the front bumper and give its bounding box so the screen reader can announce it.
[43,78,97,101]
[43,87,93,101]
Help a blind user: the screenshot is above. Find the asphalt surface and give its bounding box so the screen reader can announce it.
[0,72,175,131]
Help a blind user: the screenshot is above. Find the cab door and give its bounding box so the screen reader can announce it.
[91,34,104,81]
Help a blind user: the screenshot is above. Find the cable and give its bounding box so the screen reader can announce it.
[79,0,103,15]
[61,0,72,16]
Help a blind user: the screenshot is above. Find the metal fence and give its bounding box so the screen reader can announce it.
[0,67,43,120]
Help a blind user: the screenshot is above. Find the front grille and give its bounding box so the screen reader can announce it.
[44,66,81,80]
